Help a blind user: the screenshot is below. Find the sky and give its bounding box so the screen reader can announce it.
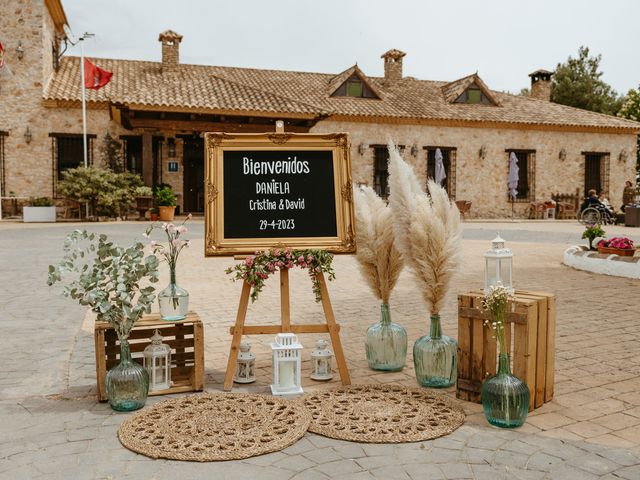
[62,0,640,96]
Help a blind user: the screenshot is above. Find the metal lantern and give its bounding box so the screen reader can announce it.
[234,341,256,384]
[143,330,171,391]
[271,333,303,396]
[310,339,333,381]
[484,234,513,293]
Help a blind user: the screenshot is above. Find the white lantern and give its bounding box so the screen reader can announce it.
[143,330,171,391]
[234,341,256,384]
[484,234,513,294]
[310,339,334,381]
[271,333,303,396]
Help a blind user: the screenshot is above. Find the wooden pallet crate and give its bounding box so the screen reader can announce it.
[457,290,556,411]
[94,311,205,402]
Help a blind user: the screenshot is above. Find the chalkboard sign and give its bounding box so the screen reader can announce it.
[204,132,355,256]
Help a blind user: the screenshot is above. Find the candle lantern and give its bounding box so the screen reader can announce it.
[233,341,256,384]
[143,330,172,391]
[271,333,303,396]
[310,339,333,381]
[484,233,513,294]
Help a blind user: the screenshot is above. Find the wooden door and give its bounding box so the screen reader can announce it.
[183,137,204,213]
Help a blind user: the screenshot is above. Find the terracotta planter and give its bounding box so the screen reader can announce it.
[158,206,175,222]
[150,213,159,221]
[597,246,635,257]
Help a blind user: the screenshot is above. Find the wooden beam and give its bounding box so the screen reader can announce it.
[128,118,311,133]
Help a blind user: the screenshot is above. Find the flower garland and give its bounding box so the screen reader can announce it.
[225,248,336,302]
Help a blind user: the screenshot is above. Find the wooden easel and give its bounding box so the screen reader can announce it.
[223,267,351,391]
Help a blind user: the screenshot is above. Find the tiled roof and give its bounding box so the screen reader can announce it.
[44,56,640,131]
[441,73,500,106]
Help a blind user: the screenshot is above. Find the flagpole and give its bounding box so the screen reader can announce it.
[79,33,94,218]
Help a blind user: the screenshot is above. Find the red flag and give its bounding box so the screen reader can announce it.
[84,58,112,90]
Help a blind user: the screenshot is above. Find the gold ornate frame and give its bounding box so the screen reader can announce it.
[204,132,356,256]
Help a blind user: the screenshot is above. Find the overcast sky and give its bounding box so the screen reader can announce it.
[62,0,640,96]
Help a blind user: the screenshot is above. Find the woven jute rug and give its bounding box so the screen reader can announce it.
[118,393,311,461]
[303,384,465,443]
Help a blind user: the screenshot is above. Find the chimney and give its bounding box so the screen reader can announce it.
[529,69,553,101]
[158,30,183,73]
[381,49,406,85]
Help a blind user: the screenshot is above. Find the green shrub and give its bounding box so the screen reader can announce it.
[27,197,54,207]
[58,166,144,218]
[154,185,176,207]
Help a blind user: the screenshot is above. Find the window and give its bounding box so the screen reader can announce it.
[50,133,95,195]
[454,82,493,104]
[583,152,609,197]
[0,131,6,196]
[121,136,142,174]
[426,147,457,199]
[331,74,378,98]
[373,146,389,198]
[506,150,536,201]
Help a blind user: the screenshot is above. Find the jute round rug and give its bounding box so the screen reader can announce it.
[118,393,311,461]
[303,384,465,443]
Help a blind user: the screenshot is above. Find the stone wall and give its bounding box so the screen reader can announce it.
[311,120,637,218]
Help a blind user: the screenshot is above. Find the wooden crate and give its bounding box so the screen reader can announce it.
[94,311,205,402]
[457,290,556,411]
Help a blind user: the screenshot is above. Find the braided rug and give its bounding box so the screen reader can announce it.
[303,384,465,443]
[118,393,311,461]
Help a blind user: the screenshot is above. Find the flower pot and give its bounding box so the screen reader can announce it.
[597,246,635,257]
[135,196,154,218]
[150,212,159,221]
[23,206,56,223]
[158,206,176,222]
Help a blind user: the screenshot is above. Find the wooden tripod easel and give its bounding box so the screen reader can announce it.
[223,267,351,391]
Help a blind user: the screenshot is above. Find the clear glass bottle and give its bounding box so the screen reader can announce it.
[481,353,530,428]
[413,314,457,388]
[158,267,189,321]
[365,304,407,371]
[105,338,149,411]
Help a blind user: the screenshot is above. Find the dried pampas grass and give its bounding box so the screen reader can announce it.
[354,185,404,303]
[388,143,462,314]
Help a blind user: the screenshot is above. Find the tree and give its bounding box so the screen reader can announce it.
[551,46,623,116]
[100,133,125,173]
[618,85,640,177]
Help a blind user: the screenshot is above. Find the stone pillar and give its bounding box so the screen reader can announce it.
[142,131,153,186]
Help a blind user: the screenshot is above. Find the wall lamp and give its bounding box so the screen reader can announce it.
[559,148,567,161]
[167,137,176,158]
[24,126,32,144]
[16,41,24,60]
[358,142,368,155]
[479,145,487,159]
[619,149,628,163]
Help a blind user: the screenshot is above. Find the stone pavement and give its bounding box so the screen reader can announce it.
[1,219,640,479]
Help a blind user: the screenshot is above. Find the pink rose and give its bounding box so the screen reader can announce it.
[298,256,305,263]
[287,261,294,269]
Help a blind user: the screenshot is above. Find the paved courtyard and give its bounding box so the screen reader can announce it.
[2,219,640,479]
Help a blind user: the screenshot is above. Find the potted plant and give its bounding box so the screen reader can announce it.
[47,230,159,411]
[597,236,635,256]
[23,197,56,223]
[155,184,176,221]
[134,186,154,219]
[149,207,159,221]
[581,223,605,250]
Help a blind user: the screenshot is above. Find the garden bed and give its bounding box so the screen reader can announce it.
[563,245,640,279]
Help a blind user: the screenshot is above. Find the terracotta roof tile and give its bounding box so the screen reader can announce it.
[43,56,640,131]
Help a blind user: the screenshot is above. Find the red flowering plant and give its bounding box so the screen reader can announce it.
[597,236,635,250]
[225,248,335,302]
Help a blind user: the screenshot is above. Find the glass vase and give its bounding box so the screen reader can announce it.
[413,314,457,388]
[158,267,189,321]
[365,303,407,371]
[105,338,149,412]
[481,353,530,428]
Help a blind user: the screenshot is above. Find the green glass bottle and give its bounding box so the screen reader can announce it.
[105,338,149,412]
[365,303,407,371]
[481,353,530,428]
[413,314,457,388]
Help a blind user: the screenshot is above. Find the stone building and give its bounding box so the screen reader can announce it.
[1,0,639,218]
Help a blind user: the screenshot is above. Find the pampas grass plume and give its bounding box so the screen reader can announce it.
[354,185,404,303]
